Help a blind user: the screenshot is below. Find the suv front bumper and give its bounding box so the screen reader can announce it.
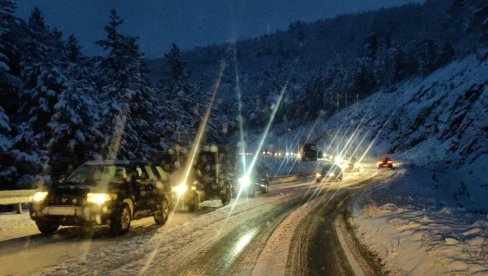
[30,202,116,226]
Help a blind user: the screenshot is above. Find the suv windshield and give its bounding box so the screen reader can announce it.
[64,164,129,186]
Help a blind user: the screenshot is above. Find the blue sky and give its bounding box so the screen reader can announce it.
[14,0,423,58]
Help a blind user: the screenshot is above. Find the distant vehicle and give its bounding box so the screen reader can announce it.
[174,146,233,211]
[301,143,318,161]
[377,157,394,169]
[30,160,172,236]
[235,165,270,197]
[344,157,361,172]
[315,163,343,182]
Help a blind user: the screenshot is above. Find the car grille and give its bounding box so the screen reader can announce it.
[47,194,84,206]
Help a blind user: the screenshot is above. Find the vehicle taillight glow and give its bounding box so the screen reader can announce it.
[387,160,393,163]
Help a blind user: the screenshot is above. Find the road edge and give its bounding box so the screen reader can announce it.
[333,174,398,276]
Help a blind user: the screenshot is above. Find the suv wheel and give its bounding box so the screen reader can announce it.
[36,221,59,234]
[154,198,170,225]
[188,194,199,212]
[109,204,131,236]
[248,186,256,197]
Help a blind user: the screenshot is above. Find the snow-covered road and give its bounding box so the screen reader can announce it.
[0,163,389,276]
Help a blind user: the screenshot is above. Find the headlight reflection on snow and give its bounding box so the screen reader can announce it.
[233,229,258,255]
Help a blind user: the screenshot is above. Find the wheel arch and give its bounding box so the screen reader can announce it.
[122,199,134,218]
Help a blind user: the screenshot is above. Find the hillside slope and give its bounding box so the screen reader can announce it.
[258,51,488,211]
[148,0,486,131]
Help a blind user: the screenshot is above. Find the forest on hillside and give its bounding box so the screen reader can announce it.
[149,0,487,131]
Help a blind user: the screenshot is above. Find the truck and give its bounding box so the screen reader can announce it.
[161,145,233,212]
[301,143,318,161]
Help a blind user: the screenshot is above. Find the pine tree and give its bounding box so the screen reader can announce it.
[19,8,68,134]
[0,106,12,155]
[365,34,379,60]
[65,34,81,63]
[0,0,20,114]
[97,9,159,159]
[435,42,455,68]
[158,43,199,146]
[418,39,438,74]
[164,43,189,85]
[46,74,103,179]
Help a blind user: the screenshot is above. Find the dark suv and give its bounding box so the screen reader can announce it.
[315,163,343,182]
[235,165,270,197]
[30,160,172,236]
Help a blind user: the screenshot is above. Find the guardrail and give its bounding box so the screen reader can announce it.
[0,189,36,214]
[269,172,314,183]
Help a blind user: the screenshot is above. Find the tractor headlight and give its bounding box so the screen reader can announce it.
[173,183,188,197]
[32,192,48,202]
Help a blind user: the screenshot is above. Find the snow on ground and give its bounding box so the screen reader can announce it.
[0,212,37,241]
[351,168,488,275]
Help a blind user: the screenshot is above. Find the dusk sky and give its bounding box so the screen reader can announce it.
[14,0,423,58]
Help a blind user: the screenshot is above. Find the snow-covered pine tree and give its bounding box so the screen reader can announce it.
[0,0,21,114]
[0,7,70,188]
[158,43,198,146]
[46,76,103,179]
[0,1,16,187]
[0,106,12,159]
[2,126,43,189]
[65,34,82,63]
[19,8,68,137]
[97,9,159,160]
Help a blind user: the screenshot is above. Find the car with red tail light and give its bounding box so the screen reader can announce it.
[377,157,393,169]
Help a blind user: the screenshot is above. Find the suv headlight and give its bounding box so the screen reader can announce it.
[316,173,322,178]
[32,192,48,202]
[328,172,335,177]
[87,193,115,205]
[354,162,360,169]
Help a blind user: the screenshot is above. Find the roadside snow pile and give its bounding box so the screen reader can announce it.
[351,168,488,275]
[0,212,36,240]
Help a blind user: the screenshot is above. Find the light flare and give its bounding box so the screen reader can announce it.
[229,81,288,215]
[179,62,227,197]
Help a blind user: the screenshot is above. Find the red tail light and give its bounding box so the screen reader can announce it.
[387,160,393,164]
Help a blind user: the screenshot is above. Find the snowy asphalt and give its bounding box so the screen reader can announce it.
[0,164,393,275]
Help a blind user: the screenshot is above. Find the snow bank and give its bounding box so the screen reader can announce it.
[0,212,37,241]
[351,168,488,275]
